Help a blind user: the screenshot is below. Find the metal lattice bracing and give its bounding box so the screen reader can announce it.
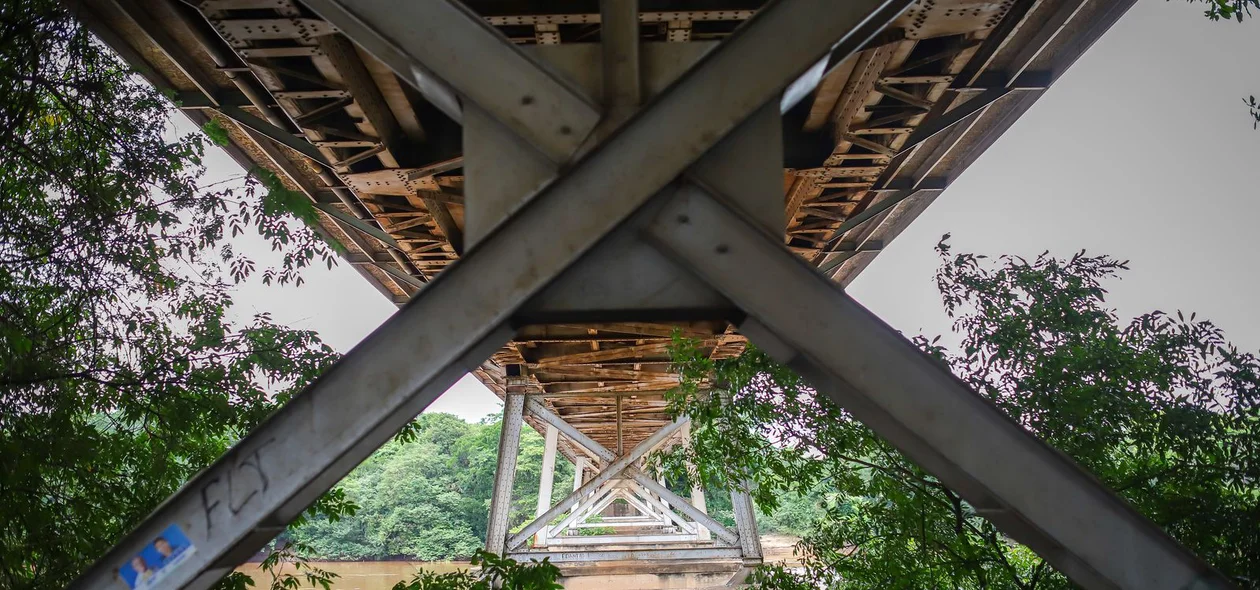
[68,0,1234,589]
[70,0,1132,465]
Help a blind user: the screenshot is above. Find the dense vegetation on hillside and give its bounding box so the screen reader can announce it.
[287,412,822,561]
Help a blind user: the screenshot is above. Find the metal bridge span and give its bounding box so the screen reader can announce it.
[72,0,1234,588]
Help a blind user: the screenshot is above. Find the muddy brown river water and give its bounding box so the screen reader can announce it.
[234,535,801,589]
[235,561,472,590]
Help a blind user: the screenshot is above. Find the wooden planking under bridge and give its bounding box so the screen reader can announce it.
[74,0,1132,470]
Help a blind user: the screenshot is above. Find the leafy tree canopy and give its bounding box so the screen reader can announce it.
[390,550,563,590]
[0,1,348,588]
[655,239,1260,589]
[1188,0,1259,21]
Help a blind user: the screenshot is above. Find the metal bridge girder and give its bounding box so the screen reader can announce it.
[74,0,885,586]
[72,0,1234,588]
[639,185,1234,590]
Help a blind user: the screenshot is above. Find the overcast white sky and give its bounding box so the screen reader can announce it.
[218,0,1258,422]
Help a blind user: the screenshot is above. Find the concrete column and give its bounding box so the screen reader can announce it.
[567,456,588,535]
[655,475,673,526]
[684,421,711,540]
[485,392,525,555]
[572,456,588,492]
[533,424,559,547]
[690,480,711,541]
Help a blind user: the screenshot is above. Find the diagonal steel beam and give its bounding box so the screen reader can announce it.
[526,398,615,462]
[640,185,1235,590]
[817,188,943,274]
[217,105,332,168]
[551,483,619,534]
[75,0,910,585]
[508,418,693,550]
[525,398,735,543]
[628,482,695,530]
[629,473,732,540]
[312,201,402,251]
[893,87,1012,158]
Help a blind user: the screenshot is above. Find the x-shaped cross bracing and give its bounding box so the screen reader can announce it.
[515,401,736,550]
[75,1,1232,589]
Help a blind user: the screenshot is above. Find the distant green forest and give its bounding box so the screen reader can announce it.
[289,412,821,561]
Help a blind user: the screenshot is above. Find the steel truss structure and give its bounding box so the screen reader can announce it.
[71,0,1234,589]
[73,0,1143,475]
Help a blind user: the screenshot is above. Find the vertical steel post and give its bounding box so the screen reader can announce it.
[616,396,624,456]
[534,424,559,547]
[600,0,641,128]
[730,487,763,560]
[716,394,761,559]
[485,391,525,555]
[685,424,712,541]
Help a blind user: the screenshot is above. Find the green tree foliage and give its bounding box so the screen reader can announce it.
[291,413,574,561]
[0,1,349,588]
[390,550,562,590]
[1180,0,1259,127]
[1188,0,1258,21]
[657,239,1260,589]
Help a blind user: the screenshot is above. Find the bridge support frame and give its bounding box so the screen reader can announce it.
[485,391,525,556]
[72,0,1232,589]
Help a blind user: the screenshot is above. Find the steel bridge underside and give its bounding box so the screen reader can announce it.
[69,0,1235,588]
[77,0,1128,467]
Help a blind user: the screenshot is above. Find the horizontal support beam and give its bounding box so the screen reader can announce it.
[571,520,665,528]
[508,419,689,550]
[547,533,700,546]
[482,10,756,26]
[532,342,681,366]
[530,366,678,379]
[509,547,743,563]
[549,323,715,339]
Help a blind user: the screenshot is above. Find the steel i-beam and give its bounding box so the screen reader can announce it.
[639,185,1234,590]
[72,0,900,585]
